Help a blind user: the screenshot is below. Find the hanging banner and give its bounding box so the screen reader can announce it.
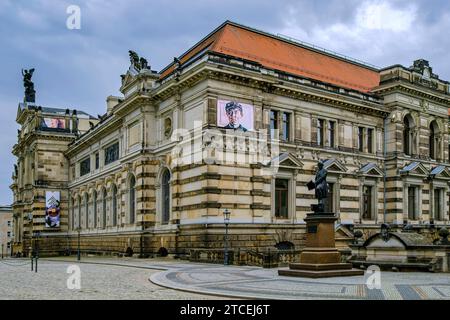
[42,118,66,129]
[217,100,254,132]
[45,191,61,228]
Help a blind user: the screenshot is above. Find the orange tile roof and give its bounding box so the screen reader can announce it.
[161,22,380,93]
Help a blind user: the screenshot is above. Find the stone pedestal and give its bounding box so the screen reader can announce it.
[279,213,364,278]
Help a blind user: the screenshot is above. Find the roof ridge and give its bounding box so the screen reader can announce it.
[222,20,380,71]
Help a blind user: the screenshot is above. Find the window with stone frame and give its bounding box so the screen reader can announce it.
[328,121,336,148]
[274,178,289,218]
[433,188,444,220]
[367,128,374,153]
[161,170,171,224]
[95,153,99,169]
[104,142,119,165]
[403,116,413,156]
[77,195,82,228]
[129,175,136,224]
[111,184,117,226]
[270,110,279,140]
[93,190,97,228]
[317,119,325,147]
[84,193,89,228]
[429,121,439,160]
[407,186,418,220]
[358,127,364,152]
[281,112,290,141]
[102,188,107,228]
[326,182,335,212]
[80,157,90,176]
[362,185,374,220]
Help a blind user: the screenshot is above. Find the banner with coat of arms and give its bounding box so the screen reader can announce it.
[45,191,61,228]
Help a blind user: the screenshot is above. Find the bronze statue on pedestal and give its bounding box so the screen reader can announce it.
[22,68,35,103]
[307,161,329,213]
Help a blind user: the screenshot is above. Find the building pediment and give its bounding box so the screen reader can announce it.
[270,152,304,169]
[322,158,347,173]
[357,162,383,178]
[120,71,137,90]
[399,161,428,177]
[429,165,450,180]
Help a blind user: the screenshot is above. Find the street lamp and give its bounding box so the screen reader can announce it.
[76,226,81,261]
[223,209,231,265]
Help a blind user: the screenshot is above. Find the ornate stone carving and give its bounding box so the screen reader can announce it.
[22,68,35,103]
[128,50,150,72]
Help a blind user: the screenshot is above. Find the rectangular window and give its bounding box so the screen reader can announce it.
[328,121,335,148]
[363,185,373,220]
[358,127,364,152]
[104,142,119,165]
[95,153,99,169]
[326,183,334,212]
[270,110,279,140]
[275,178,289,218]
[282,112,290,141]
[317,119,324,147]
[408,186,417,220]
[367,128,374,153]
[80,157,90,176]
[7,231,11,237]
[7,221,11,227]
[7,242,10,249]
[434,189,442,220]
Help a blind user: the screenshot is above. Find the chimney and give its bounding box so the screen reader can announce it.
[106,95,121,115]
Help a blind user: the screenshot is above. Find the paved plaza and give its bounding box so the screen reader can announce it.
[1,257,450,300]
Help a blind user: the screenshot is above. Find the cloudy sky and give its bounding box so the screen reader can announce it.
[1,0,449,205]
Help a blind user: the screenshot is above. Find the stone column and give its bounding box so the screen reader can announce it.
[294,111,301,143]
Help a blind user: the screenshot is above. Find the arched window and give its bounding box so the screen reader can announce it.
[77,195,81,228]
[71,197,75,230]
[102,188,107,228]
[111,184,117,226]
[93,190,97,228]
[430,121,439,160]
[161,169,171,224]
[403,115,414,155]
[84,193,89,229]
[129,175,136,224]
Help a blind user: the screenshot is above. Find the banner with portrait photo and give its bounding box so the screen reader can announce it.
[42,117,66,129]
[217,100,254,132]
[45,191,61,228]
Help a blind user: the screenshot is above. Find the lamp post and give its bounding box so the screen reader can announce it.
[223,209,231,265]
[76,226,81,261]
[1,243,3,259]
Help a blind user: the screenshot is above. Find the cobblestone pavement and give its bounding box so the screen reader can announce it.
[151,264,450,300]
[0,257,226,300]
[2,257,450,300]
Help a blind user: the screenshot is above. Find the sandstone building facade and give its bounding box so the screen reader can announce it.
[10,21,450,257]
[0,205,13,257]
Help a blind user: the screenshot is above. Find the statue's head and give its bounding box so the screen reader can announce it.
[318,161,324,169]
